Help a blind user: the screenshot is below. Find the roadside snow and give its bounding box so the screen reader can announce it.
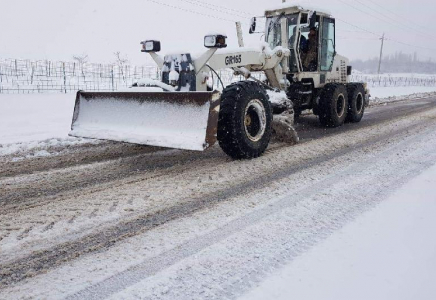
[240,163,436,300]
[370,86,436,104]
[0,94,75,144]
[0,94,99,156]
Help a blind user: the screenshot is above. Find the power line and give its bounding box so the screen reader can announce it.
[337,36,380,41]
[385,37,436,52]
[335,5,436,54]
[337,17,436,52]
[337,0,393,26]
[144,0,247,24]
[177,0,254,17]
[366,0,429,32]
[352,0,436,40]
[146,0,436,55]
[337,0,427,39]
[335,17,381,37]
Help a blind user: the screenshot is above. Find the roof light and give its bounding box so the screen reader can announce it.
[204,35,227,48]
[141,40,161,53]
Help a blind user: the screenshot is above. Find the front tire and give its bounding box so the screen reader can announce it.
[217,81,273,159]
[319,83,348,127]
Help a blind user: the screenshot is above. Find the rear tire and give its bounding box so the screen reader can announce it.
[217,81,273,159]
[346,83,365,123]
[319,84,348,127]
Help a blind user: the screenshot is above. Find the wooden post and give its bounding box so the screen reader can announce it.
[63,62,67,94]
[111,67,115,91]
[378,33,385,77]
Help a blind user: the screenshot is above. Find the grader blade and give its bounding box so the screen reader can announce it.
[69,91,221,151]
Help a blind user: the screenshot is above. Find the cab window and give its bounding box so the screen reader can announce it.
[320,18,335,71]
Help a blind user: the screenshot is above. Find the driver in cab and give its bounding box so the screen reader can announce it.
[301,27,318,72]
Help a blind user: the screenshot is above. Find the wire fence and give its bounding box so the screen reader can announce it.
[1,58,435,94]
[351,74,436,87]
[0,58,160,94]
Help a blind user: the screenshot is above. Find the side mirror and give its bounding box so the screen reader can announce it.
[249,17,257,34]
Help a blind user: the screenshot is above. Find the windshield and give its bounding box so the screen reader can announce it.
[266,13,299,49]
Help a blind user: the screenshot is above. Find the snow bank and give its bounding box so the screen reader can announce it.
[0,94,76,145]
[267,90,288,105]
[135,78,175,91]
[0,137,97,157]
[0,94,100,157]
[370,86,436,105]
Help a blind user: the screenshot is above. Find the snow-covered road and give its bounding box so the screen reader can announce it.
[241,164,436,300]
[1,96,436,299]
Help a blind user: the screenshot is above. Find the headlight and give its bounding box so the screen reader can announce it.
[204,35,227,48]
[141,40,161,52]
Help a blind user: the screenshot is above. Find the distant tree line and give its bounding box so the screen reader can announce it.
[351,52,436,74]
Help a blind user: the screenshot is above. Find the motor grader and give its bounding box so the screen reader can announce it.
[70,3,369,159]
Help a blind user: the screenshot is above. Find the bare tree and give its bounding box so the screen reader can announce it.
[73,53,88,79]
[114,51,129,82]
[73,53,88,65]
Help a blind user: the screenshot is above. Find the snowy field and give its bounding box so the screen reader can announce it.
[0,93,97,156]
[0,94,75,144]
[370,86,436,99]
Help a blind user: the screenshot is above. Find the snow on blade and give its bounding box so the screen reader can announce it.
[69,92,213,151]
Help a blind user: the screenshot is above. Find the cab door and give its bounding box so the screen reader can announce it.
[320,17,335,71]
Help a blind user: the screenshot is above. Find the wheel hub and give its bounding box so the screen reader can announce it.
[356,93,364,114]
[244,99,267,142]
[244,115,252,127]
[336,94,345,118]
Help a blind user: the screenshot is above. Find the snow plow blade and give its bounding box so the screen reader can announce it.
[69,91,221,151]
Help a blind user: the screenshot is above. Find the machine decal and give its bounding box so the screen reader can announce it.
[225,55,242,65]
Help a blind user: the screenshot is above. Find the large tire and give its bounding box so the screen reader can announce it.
[217,81,273,159]
[346,83,365,123]
[318,83,348,127]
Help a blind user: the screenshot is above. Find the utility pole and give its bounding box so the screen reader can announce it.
[378,33,385,76]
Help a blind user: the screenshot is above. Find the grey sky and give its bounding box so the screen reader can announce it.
[1,0,435,65]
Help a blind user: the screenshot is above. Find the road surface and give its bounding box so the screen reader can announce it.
[1,97,436,299]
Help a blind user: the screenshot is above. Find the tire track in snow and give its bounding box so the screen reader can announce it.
[0,142,158,179]
[1,115,434,289]
[0,147,227,212]
[2,97,435,214]
[68,125,436,300]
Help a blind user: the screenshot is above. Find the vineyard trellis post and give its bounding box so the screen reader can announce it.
[62,62,67,94]
[111,66,115,91]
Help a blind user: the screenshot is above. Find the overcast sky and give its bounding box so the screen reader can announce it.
[1,0,435,65]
